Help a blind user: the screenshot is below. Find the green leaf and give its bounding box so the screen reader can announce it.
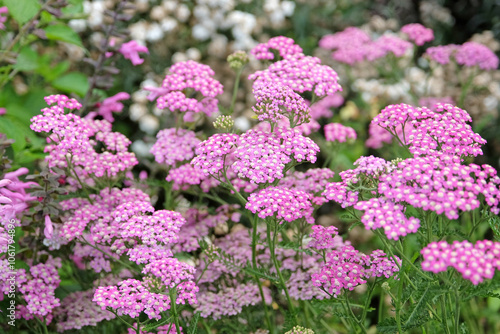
[488,215,500,242]
[44,24,83,48]
[4,0,40,25]
[188,312,200,334]
[13,47,39,72]
[51,72,89,97]
[0,116,26,151]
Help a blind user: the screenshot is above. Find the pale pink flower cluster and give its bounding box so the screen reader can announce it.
[196,283,271,320]
[154,61,223,115]
[401,23,434,46]
[31,95,138,179]
[166,164,205,190]
[309,93,344,120]
[150,129,200,166]
[245,186,313,223]
[249,53,342,97]
[308,225,345,250]
[425,42,499,70]
[252,81,311,126]
[319,27,412,64]
[280,168,335,205]
[421,240,500,285]
[251,36,303,60]
[191,133,239,178]
[312,245,399,297]
[233,128,319,184]
[324,123,357,143]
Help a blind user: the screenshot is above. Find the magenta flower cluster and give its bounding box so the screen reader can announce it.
[401,23,434,46]
[251,36,303,60]
[425,42,499,70]
[324,123,357,143]
[150,128,200,166]
[421,240,500,285]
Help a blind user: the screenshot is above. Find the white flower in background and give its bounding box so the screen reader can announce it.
[234,116,251,131]
[129,104,148,121]
[146,23,164,42]
[131,140,153,158]
[130,21,148,43]
[161,17,178,32]
[139,114,159,134]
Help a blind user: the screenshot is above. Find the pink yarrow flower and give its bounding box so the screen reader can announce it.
[251,36,303,60]
[401,23,434,46]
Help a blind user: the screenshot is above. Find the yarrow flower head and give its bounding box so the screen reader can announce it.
[309,93,344,120]
[150,128,200,166]
[166,164,205,190]
[251,36,303,60]
[252,81,311,127]
[249,53,342,97]
[191,133,239,178]
[285,326,315,334]
[227,50,249,70]
[30,95,138,179]
[308,225,345,250]
[421,240,500,285]
[246,186,314,223]
[324,123,357,143]
[232,128,320,184]
[401,23,434,46]
[279,168,334,205]
[153,61,223,115]
[312,245,399,297]
[425,42,498,70]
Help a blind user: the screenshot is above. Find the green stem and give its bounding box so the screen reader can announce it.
[458,68,477,108]
[454,287,461,334]
[267,221,297,324]
[169,289,182,334]
[345,295,367,333]
[441,295,452,334]
[79,235,138,274]
[229,67,243,114]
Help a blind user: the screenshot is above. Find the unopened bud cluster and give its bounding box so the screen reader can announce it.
[213,115,234,131]
[227,51,249,70]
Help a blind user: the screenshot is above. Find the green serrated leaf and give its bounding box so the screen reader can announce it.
[488,215,500,241]
[44,24,83,48]
[51,72,89,97]
[377,317,398,333]
[188,312,200,334]
[4,0,40,25]
[13,47,39,72]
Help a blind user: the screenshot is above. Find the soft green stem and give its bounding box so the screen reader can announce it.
[267,221,297,324]
[229,67,244,114]
[454,287,461,334]
[345,295,367,333]
[441,294,452,334]
[458,68,477,108]
[169,289,182,334]
[251,216,273,333]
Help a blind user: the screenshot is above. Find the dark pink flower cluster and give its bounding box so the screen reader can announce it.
[319,27,412,64]
[308,225,345,250]
[155,61,223,115]
[401,23,434,46]
[251,36,303,60]
[252,81,311,126]
[232,128,320,184]
[196,283,271,320]
[378,156,500,218]
[421,240,500,285]
[312,245,399,297]
[425,42,499,70]
[31,95,138,179]
[0,168,36,221]
[324,123,357,143]
[150,129,200,166]
[246,186,313,223]
[191,133,239,178]
[354,197,421,240]
[249,53,342,97]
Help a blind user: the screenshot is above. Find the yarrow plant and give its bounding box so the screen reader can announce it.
[2,13,500,334]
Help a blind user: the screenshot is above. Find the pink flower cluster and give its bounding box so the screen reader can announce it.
[324,123,357,143]
[309,93,344,120]
[378,156,500,218]
[93,278,170,319]
[31,95,138,179]
[312,245,399,297]
[421,240,500,285]
[252,81,311,126]
[319,27,412,65]
[280,168,335,205]
[166,164,205,190]
[18,259,62,319]
[425,42,499,70]
[401,23,434,46]
[371,103,486,158]
[0,7,7,30]
[308,225,346,250]
[196,283,271,320]
[249,53,342,97]
[251,36,303,60]
[232,128,320,184]
[154,61,223,115]
[150,129,200,166]
[246,186,313,223]
[191,133,239,178]
[354,197,421,240]
[0,168,36,221]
